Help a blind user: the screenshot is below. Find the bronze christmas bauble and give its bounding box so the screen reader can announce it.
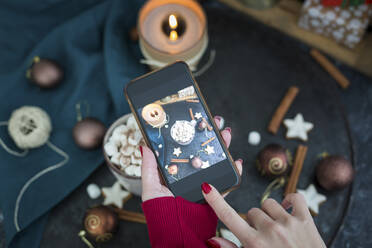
[198,120,207,131]
[28,57,63,88]
[73,117,106,149]
[257,144,289,178]
[191,156,202,169]
[167,164,178,175]
[316,155,354,191]
[83,206,118,242]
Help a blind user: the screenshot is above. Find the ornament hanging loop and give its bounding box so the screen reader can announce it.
[75,101,90,122]
[0,121,29,157]
[260,177,286,205]
[78,230,95,248]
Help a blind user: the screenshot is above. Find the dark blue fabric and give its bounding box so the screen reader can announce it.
[0,0,146,246]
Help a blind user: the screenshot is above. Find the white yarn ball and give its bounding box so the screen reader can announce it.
[8,106,52,149]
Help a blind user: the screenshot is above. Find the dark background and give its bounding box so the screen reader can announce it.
[1,1,371,247]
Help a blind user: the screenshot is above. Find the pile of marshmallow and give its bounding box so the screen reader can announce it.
[104,114,144,177]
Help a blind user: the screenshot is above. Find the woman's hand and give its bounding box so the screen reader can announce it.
[140,116,242,202]
[202,184,327,248]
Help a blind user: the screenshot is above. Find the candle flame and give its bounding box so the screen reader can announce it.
[169,30,178,41]
[169,14,178,29]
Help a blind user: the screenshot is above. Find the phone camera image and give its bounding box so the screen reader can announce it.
[138,85,227,183]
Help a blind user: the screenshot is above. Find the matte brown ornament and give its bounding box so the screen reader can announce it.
[191,156,202,169]
[83,205,118,242]
[27,56,63,88]
[257,144,289,178]
[73,117,106,149]
[316,155,354,191]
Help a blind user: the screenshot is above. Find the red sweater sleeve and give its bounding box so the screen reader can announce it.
[142,196,218,248]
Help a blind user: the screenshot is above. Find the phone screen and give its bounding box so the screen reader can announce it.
[136,84,227,184]
[126,62,239,201]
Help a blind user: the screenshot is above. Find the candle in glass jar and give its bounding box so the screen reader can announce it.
[138,0,208,70]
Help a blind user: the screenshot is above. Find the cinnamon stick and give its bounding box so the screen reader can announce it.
[310,49,350,89]
[170,158,190,163]
[189,108,194,120]
[268,86,299,134]
[201,136,215,146]
[115,209,146,224]
[238,212,247,221]
[284,145,308,196]
[202,117,213,131]
[186,99,199,103]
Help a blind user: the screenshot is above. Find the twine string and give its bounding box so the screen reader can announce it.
[260,177,286,205]
[75,101,90,122]
[78,230,95,248]
[14,140,69,231]
[0,122,28,157]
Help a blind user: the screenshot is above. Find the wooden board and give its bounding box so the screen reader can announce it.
[219,0,372,78]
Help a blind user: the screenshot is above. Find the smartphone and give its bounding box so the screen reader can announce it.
[124,61,240,202]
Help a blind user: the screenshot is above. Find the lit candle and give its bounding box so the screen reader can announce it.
[138,0,208,70]
[168,15,178,41]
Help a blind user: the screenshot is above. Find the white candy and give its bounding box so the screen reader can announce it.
[120,135,128,147]
[127,115,138,130]
[131,154,142,165]
[110,152,121,165]
[86,184,101,199]
[111,133,127,147]
[248,131,261,146]
[104,142,118,156]
[125,165,136,176]
[113,124,128,136]
[128,130,142,146]
[120,156,131,167]
[120,145,134,156]
[133,166,141,177]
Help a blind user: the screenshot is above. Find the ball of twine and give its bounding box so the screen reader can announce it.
[8,106,52,149]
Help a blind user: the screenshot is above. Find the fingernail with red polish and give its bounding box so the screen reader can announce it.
[201,182,212,194]
[224,127,231,134]
[206,239,220,248]
[139,146,143,157]
[237,158,243,164]
[215,116,222,122]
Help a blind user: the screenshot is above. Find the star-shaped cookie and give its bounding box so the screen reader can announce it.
[283,113,314,141]
[102,181,131,209]
[204,145,215,155]
[173,147,182,157]
[194,112,202,119]
[201,160,210,169]
[297,184,326,215]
